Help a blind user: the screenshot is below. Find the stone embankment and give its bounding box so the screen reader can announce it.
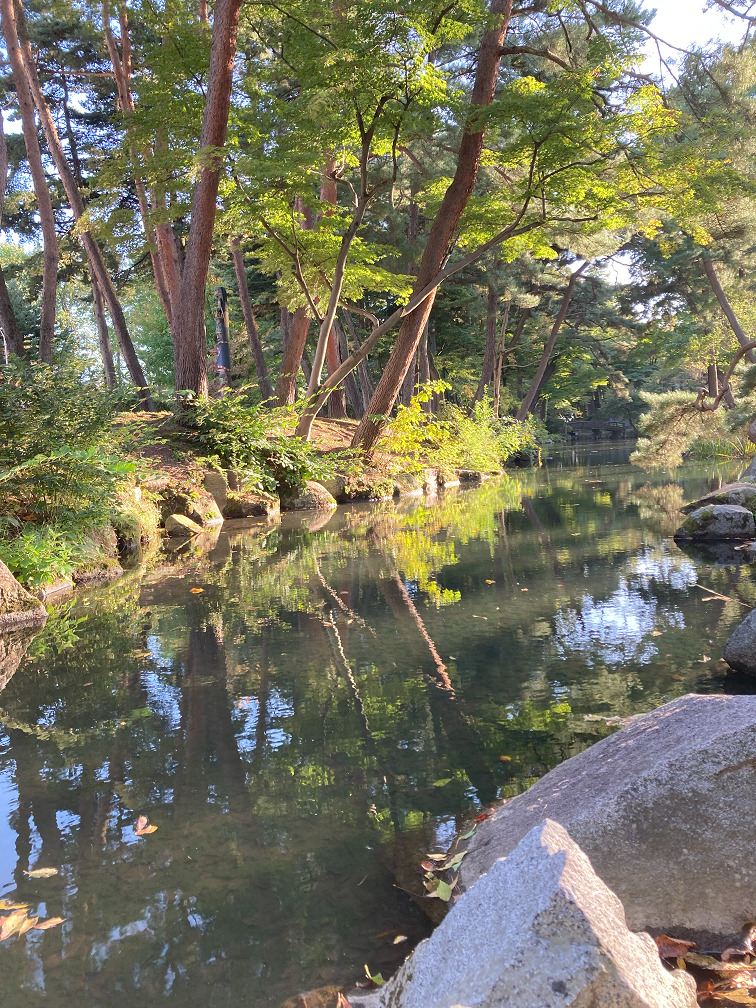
[347,694,756,1008]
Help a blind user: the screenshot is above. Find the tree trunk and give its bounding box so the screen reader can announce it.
[475,277,499,402]
[13,0,152,405]
[515,265,587,421]
[0,0,58,363]
[0,116,22,359]
[333,317,363,416]
[341,309,374,411]
[352,0,514,454]
[92,277,116,389]
[173,0,244,396]
[275,307,311,405]
[230,237,273,400]
[702,256,756,365]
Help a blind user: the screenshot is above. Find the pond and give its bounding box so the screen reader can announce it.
[0,445,754,1008]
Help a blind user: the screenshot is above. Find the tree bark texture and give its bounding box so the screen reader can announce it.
[0,116,22,359]
[230,238,273,400]
[173,0,243,396]
[475,278,500,402]
[0,0,58,363]
[275,307,311,405]
[353,0,514,453]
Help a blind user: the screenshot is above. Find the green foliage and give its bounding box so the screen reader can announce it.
[185,388,354,493]
[630,390,732,468]
[380,385,537,474]
[0,358,134,585]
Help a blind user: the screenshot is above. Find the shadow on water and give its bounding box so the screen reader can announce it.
[0,444,753,1006]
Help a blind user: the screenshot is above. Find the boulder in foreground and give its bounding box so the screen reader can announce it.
[360,820,696,1008]
[723,608,756,675]
[459,694,756,942]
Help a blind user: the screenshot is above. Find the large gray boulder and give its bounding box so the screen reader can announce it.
[0,559,47,630]
[280,480,337,511]
[675,503,756,540]
[370,820,696,1008]
[460,694,756,942]
[723,609,756,674]
[680,481,756,514]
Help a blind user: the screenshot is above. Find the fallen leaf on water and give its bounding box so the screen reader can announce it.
[440,851,467,871]
[420,860,435,872]
[701,597,719,602]
[475,811,492,823]
[336,995,351,1008]
[699,656,711,663]
[499,755,512,762]
[363,965,384,986]
[485,580,495,584]
[471,615,488,620]
[424,878,452,901]
[520,588,529,592]
[671,675,684,681]
[23,868,58,879]
[425,853,447,862]
[655,934,698,959]
[189,587,204,594]
[392,935,407,945]
[0,910,30,940]
[134,815,158,836]
[0,900,29,911]
[431,777,453,788]
[707,992,756,1005]
[34,917,65,931]
[17,916,39,936]
[458,828,476,841]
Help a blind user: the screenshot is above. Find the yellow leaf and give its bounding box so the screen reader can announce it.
[0,910,29,940]
[34,917,65,931]
[189,587,204,593]
[0,900,29,911]
[23,867,58,878]
[392,935,407,944]
[17,916,39,935]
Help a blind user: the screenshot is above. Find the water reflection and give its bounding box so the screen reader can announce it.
[0,448,752,1006]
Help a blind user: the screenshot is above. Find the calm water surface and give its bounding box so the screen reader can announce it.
[0,446,754,1007]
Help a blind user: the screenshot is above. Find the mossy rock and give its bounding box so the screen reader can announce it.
[222,492,280,519]
[157,487,222,527]
[164,514,204,537]
[280,481,337,511]
[0,560,47,630]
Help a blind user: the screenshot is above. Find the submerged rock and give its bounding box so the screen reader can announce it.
[459,694,756,943]
[0,560,47,630]
[674,503,756,540]
[371,820,696,1008]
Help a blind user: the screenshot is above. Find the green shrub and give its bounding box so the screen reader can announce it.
[379,385,537,474]
[0,358,135,585]
[186,388,354,493]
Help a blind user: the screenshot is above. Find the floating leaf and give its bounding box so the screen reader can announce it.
[485,580,495,584]
[337,996,351,1008]
[420,860,435,872]
[363,965,384,986]
[431,778,453,788]
[441,851,467,871]
[23,867,58,878]
[17,916,39,936]
[682,951,723,970]
[0,900,29,911]
[655,934,698,959]
[474,811,492,823]
[392,935,408,945]
[34,917,65,931]
[425,878,452,901]
[189,587,204,593]
[425,853,447,862]
[458,828,476,841]
[499,755,512,762]
[134,815,158,836]
[0,910,29,940]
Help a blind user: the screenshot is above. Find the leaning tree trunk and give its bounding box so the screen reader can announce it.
[12,0,152,405]
[173,0,244,396]
[0,0,58,363]
[230,237,273,400]
[92,277,116,389]
[352,0,514,454]
[702,257,756,365]
[515,264,587,422]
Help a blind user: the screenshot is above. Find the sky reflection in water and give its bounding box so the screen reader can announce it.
[0,446,752,1007]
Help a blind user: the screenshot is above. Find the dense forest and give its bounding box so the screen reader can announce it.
[4,0,756,582]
